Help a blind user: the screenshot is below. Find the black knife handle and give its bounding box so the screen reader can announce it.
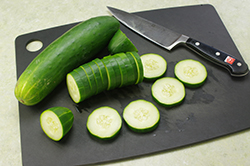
[186,38,249,77]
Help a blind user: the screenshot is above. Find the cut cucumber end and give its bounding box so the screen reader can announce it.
[174,59,207,88]
[123,99,160,133]
[87,106,122,140]
[108,29,138,55]
[141,53,167,81]
[40,107,74,141]
[152,77,185,107]
[66,73,81,103]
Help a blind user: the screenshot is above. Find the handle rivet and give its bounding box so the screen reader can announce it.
[237,62,242,67]
[195,42,200,46]
[215,52,220,56]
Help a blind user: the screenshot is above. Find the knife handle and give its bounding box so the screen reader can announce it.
[186,38,249,77]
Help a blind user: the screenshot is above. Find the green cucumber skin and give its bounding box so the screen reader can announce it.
[40,107,74,140]
[92,58,109,90]
[126,120,160,133]
[15,16,120,106]
[108,29,138,55]
[128,52,144,84]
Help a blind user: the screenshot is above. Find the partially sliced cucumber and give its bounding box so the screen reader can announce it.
[67,52,144,103]
[152,77,185,107]
[86,106,122,140]
[123,99,160,133]
[141,53,167,81]
[174,59,207,88]
[40,107,74,141]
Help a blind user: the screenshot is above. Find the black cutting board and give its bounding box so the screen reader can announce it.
[15,4,250,166]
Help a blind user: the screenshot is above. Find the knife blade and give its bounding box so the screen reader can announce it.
[107,6,249,77]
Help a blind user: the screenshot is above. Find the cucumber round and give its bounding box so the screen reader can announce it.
[174,59,207,88]
[127,52,144,84]
[151,77,185,107]
[141,53,167,81]
[113,53,128,88]
[86,106,122,140]
[101,56,117,90]
[40,107,74,141]
[123,99,160,133]
[92,58,109,91]
[125,52,138,85]
[118,52,137,86]
[15,16,119,106]
[108,29,138,54]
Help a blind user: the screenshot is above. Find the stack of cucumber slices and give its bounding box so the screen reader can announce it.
[66,51,144,103]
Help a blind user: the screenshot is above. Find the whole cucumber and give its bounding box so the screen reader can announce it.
[15,16,120,106]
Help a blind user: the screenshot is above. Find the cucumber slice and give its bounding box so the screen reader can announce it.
[174,59,207,88]
[106,55,122,88]
[123,99,160,133]
[152,77,185,107]
[108,29,138,55]
[128,52,144,84]
[140,53,167,81]
[86,106,122,140]
[118,53,136,86]
[40,107,74,141]
[66,72,82,103]
[113,53,128,87]
[88,61,104,94]
[81,64,98,95]
[67,66,93,103]
[92,58,109,91]
[125,53,138,85]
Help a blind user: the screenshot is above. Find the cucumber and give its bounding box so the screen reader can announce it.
[151,77,185,107]
[140,53,167,81]
[102,55,121,90]
[113,54,128,88]
[174,59,207,88]
[88,61,106,94]
[67,52,144,103]
[123,99,160,133]
[86,106,122,140]
[81,64,98,96]
[108,29,138,54]
[117,52,137,86]
[92,58,109,91]
[127,52,144,84]
[40,107,74,141]
[15,16,120,106]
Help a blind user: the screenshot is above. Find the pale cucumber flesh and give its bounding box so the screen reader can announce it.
[141,53,167,80]
[123,99,160,132]
[66,74,81,103]
[174,59,207,87]
[152,77,185,106]
[40,111,63,141]
[87,106,122,139]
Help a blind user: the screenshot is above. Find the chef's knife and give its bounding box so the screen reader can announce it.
[107,6,249,77]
